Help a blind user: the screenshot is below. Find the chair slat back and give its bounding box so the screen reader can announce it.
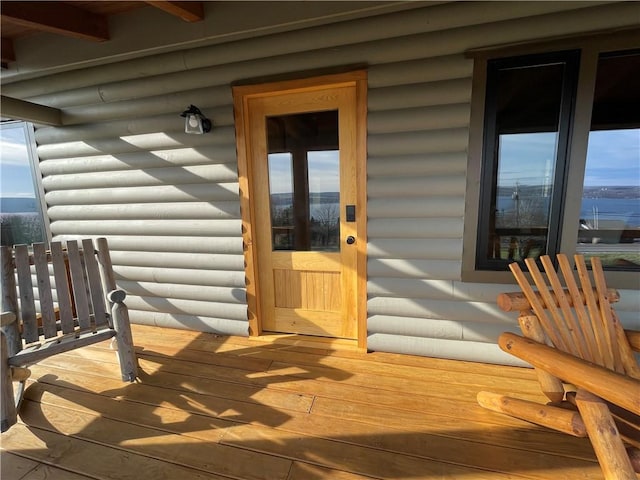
[2,239,114,343]
[32,243,57,338]
[588,256,625,371]
[66,241,92,330]
[510,254,639,377]
[14,245,37,344]
[50,242,75,334]
[556,255,600,364]
[575,256,618,370]
[588,256,640,378]
[81,238,108,327]
[539,255,591,360]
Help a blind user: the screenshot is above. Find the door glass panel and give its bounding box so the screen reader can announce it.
[266,111,339,251]
[308,150,340,251]
[268,152,294,250]
[576,50,640,269]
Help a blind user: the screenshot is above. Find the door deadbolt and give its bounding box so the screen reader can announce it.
[346,236,356,245]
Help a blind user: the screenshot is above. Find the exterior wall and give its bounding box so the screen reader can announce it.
[3,2,639,363]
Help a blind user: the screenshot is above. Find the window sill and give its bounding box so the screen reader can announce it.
[462,266,640,290]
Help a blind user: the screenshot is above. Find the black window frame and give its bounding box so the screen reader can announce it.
[476,50,581,271]
[463,30,640,288]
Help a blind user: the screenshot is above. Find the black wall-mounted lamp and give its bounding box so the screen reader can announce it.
[180,105,212,134]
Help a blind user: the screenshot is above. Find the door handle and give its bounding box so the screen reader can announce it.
[346,236,356,245]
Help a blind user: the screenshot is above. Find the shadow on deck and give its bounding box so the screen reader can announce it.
[1,324,604,480]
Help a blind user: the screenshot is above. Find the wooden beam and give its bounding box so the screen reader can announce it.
[0,1,109,42]
[0,95,62,126]
[499,332,640,415]
[1,37,16,64]
[477,391,587,437]
[146,1,204,22]
[497,288,620,312]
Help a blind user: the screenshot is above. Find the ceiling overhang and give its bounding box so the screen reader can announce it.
[1,1,205,69]
[0,2,433,84]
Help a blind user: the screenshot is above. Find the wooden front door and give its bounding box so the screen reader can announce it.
[234,72,367,345]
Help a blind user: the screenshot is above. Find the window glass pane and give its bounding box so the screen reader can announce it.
[478,55,575,268]
[495,132,557,261]
[268,152,295,250]
[577,51,640,269]
[0,122,46,246]
[266,111,340,251]
[308,150,339,251]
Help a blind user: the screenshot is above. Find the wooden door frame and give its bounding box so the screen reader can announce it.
[232,70,368,349]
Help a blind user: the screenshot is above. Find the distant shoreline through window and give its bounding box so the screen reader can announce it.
[1,121,48,247]
[474,48,639,273]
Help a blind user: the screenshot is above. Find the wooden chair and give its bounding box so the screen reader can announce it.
[1,237,138,432]
[477,254,640,479]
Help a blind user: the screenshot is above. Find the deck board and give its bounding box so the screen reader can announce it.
[1,324,608,480]
[0,451,96,480]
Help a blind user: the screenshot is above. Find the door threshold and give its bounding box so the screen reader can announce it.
[249,332,364,352]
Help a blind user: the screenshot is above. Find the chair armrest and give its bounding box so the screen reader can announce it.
[625,330,640,352]
[498,332,640,416]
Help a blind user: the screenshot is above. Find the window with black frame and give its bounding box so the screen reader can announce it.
[576,50,640,269]
[476,51,580,270]
[469,40,640,282]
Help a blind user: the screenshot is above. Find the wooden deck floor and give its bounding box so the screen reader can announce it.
[1,324,608,480]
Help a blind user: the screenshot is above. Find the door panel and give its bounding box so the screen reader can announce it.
[234,72,366,344]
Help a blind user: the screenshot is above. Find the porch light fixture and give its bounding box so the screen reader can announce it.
[180,104,212,134]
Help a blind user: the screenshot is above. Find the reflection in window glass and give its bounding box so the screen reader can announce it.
[0,122,46,247]
[478,55,575,268]
[493,130,557,262]
[496,132,557,232]
[308,151,339,251]
[266,111,340,251]
[268,153,295,250]
[577,51,640,269]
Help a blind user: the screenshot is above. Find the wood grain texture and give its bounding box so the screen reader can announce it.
[486,255,640,479]
[575,389,637,479]
[0,323,609,480]
[66,241,91,331]
[0,246,21,355]
[477,391,586,437]
[236,75,365,342]
[1,331,17,431]
[0,451,39,479]
[81,238,108,328]
[50,241,75,334]
[0,450,96,480]
[32,243,57,338]
[15,244,37,344]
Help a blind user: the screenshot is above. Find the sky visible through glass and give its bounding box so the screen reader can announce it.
[584,129,640,187]
[1,127,637,198]
[267,150,339,194]
[1,123,38,199]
